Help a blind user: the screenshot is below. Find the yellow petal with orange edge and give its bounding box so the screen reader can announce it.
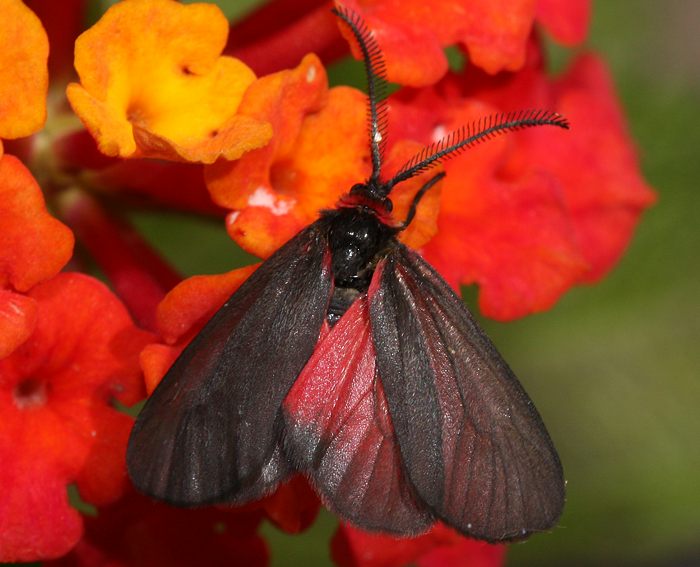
[0,0,48,151]
[66,0,271,163]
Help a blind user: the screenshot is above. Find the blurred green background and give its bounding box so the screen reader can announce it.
[91,0,700,566]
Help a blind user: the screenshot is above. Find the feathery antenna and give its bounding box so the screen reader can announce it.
[387,110,570,189]
[332,5,390,185]
[331,7,570,224]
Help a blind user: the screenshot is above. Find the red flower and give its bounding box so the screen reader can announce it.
[332,523,506,567]
[399,40,656,319]
[0,273,152,562]
[337,0,591,85]
[46,491,268,567]
[226,0,590,86]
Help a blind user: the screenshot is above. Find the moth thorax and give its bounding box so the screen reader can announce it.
[328,208,393,290]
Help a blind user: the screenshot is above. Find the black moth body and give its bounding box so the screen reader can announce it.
[127,6,569,542]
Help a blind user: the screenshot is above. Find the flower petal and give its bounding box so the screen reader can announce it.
[156,265,257,344]
[0,155,74,292]
[462,44,656,284]
[331,523,505,567]
[337,0,535,85]
[336,0,590,86]
[389,40,653,320]
[0,290,37,358]
[0,462,83,562]
[67,0,271,162]
[521,54,656,281]
[536,0,590,45]
[382,140,443,249]
[0,273,152,561]
[47,491,268,567]
[140,265,256,394]
[207,60,371,257]
[0,0,48,148]
[261,476,321,534]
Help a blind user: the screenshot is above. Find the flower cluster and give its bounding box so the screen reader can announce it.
[0,0,653,565]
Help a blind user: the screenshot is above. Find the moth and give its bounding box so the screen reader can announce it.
[128,6,568,542]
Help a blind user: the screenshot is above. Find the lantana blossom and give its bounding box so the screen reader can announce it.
[0,0,48,156]
[46,490,269,567]
[0,271,152,561]
[225,0,590,85]
[333,522,506,567]
[0,0,653,564]
[66,0,273,163]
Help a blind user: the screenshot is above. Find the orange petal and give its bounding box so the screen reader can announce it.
[141,265,257,394]
[0,290,37,358]
[0,155,74,292]
[205,53,329,213]
[66,0,271,163]
[206,65,370,258]
[0,0,48,149]
[381,140,443,249]
[140,343,181,396]
[156,264,257,344]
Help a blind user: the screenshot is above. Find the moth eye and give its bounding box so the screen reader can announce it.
[383,198,393,212]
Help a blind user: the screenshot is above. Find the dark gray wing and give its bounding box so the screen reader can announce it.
[127,223,332,506]
[368,244,564,541]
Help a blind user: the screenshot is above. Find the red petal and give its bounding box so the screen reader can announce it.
[332,523,505,567]
[390,41,653,319]
[262,475,321,534]
[425,170,586,320]
[525,54,656,281]
[338,0,535,85]
[417,527,506,567]
[0,273,152,561]
[536,0,590,45]
[48,490,268,567]
[0,462,83,562]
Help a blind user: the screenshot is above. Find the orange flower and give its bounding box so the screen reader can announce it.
[0,156,74,293]
[67,0,272,162]
[0,0,49,156]
[0,0,48,156]
[205,54,441,258]
[0,156,73,357]
[205,54,341,258]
